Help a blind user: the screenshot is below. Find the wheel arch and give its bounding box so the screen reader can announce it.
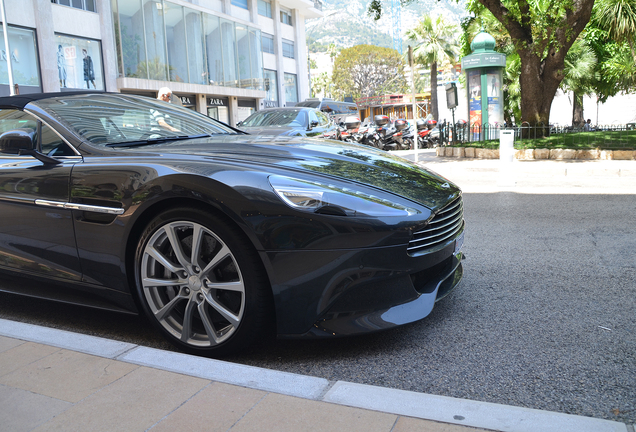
[124,197,276,327]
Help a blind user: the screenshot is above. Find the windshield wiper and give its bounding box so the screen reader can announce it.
[106,134,212,148]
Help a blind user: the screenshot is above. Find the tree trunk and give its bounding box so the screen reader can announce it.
[430,62,438,121]
[518,51,562,136]
[572,91,584,127]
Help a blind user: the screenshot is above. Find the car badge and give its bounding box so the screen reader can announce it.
[441,182,450,188]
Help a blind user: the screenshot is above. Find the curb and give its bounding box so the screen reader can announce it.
[0,318,629,432]
[436,147,636,161]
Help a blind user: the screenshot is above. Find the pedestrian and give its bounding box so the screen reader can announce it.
[152,87,180,132]
[584,119,592,131]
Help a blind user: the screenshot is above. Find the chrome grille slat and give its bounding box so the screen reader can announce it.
[409,218,463,245]
[407,223,462,250]
[408,197,464,256]
[414,213,461,236]
[428,204,462,225]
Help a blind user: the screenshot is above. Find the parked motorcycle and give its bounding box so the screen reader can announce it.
[401,121,416,150]
[416,118,438,148]
[338,116,364,143]
[371,116,410,151]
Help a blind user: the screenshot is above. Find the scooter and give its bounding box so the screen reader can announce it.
[416,118,438,148]
[401,122,416,150]
[339,116,364,143]
[373,116,410,151]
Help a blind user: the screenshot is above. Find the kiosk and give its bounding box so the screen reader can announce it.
[461,31,506,140]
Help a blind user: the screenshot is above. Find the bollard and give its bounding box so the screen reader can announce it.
[498,129,516,187]
[499,129,514,162]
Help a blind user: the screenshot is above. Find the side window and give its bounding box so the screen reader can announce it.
[317,111,329,126]
[40,124,76,156]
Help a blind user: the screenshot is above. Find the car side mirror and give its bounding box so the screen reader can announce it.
[0,128,61,165]
[0,128,35,154]
[308,120,319,130]
[236,121,242,127]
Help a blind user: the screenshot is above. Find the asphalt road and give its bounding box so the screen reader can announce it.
[1,158,634,424]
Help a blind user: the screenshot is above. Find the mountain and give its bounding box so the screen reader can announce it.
[306,0,468,53]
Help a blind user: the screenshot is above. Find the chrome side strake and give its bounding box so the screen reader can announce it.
[35,199,124,215]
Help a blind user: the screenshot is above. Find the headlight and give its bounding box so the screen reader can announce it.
[269,175,420,217]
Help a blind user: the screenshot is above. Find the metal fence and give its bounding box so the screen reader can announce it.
[440,122,636,149]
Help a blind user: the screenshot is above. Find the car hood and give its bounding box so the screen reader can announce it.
[122,135,460,210]
[239,126,304,136]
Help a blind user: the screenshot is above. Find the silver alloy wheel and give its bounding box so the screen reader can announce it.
[140,220,245,347]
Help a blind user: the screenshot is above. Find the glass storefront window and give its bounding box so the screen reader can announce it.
[220,19,237,87]
[249,28,263,90]
[164,2,187,82]
[284,73,297,104]
[204,14,223,86]
[55,34,104,90]
[116,0,147,78]
[112,1,263,90]
[185,9,206,85]
[0,25,41,93]
[143,0,168,80]
[236,24,249,87]
[264,69,278,104]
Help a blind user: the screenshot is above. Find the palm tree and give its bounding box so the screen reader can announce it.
[594,0,636,60]
[406,15,459,121]
[560,39,597,126]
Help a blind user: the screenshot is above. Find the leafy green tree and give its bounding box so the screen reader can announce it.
[593,0,636,60]
[311,72,331,97]
[371,0,595,133]
[586,0,636,99]
[406,15,459,121]
[331,44,407,101]
[461,0,603,127]
[560,39,597,126]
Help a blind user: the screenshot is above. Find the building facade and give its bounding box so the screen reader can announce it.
[0,0,322,125]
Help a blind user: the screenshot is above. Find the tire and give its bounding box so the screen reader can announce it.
[133,207,273,357]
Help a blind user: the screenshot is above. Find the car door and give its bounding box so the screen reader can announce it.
[0,109,82,281]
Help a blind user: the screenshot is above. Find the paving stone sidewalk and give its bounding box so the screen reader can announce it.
[0,320,631,432]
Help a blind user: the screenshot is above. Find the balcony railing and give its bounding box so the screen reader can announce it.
[357,94,428,108]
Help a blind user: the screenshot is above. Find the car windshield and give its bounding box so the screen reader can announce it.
[295,101,320,108]
[241,109,306,127]
[33,93,237,147]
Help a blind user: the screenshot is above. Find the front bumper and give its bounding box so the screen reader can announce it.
[263,227,464,338]
[305,252,463,337]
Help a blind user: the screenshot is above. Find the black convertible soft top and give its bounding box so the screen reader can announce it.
[0,91,106,109]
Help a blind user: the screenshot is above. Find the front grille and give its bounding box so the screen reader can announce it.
[408,197,464,256]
